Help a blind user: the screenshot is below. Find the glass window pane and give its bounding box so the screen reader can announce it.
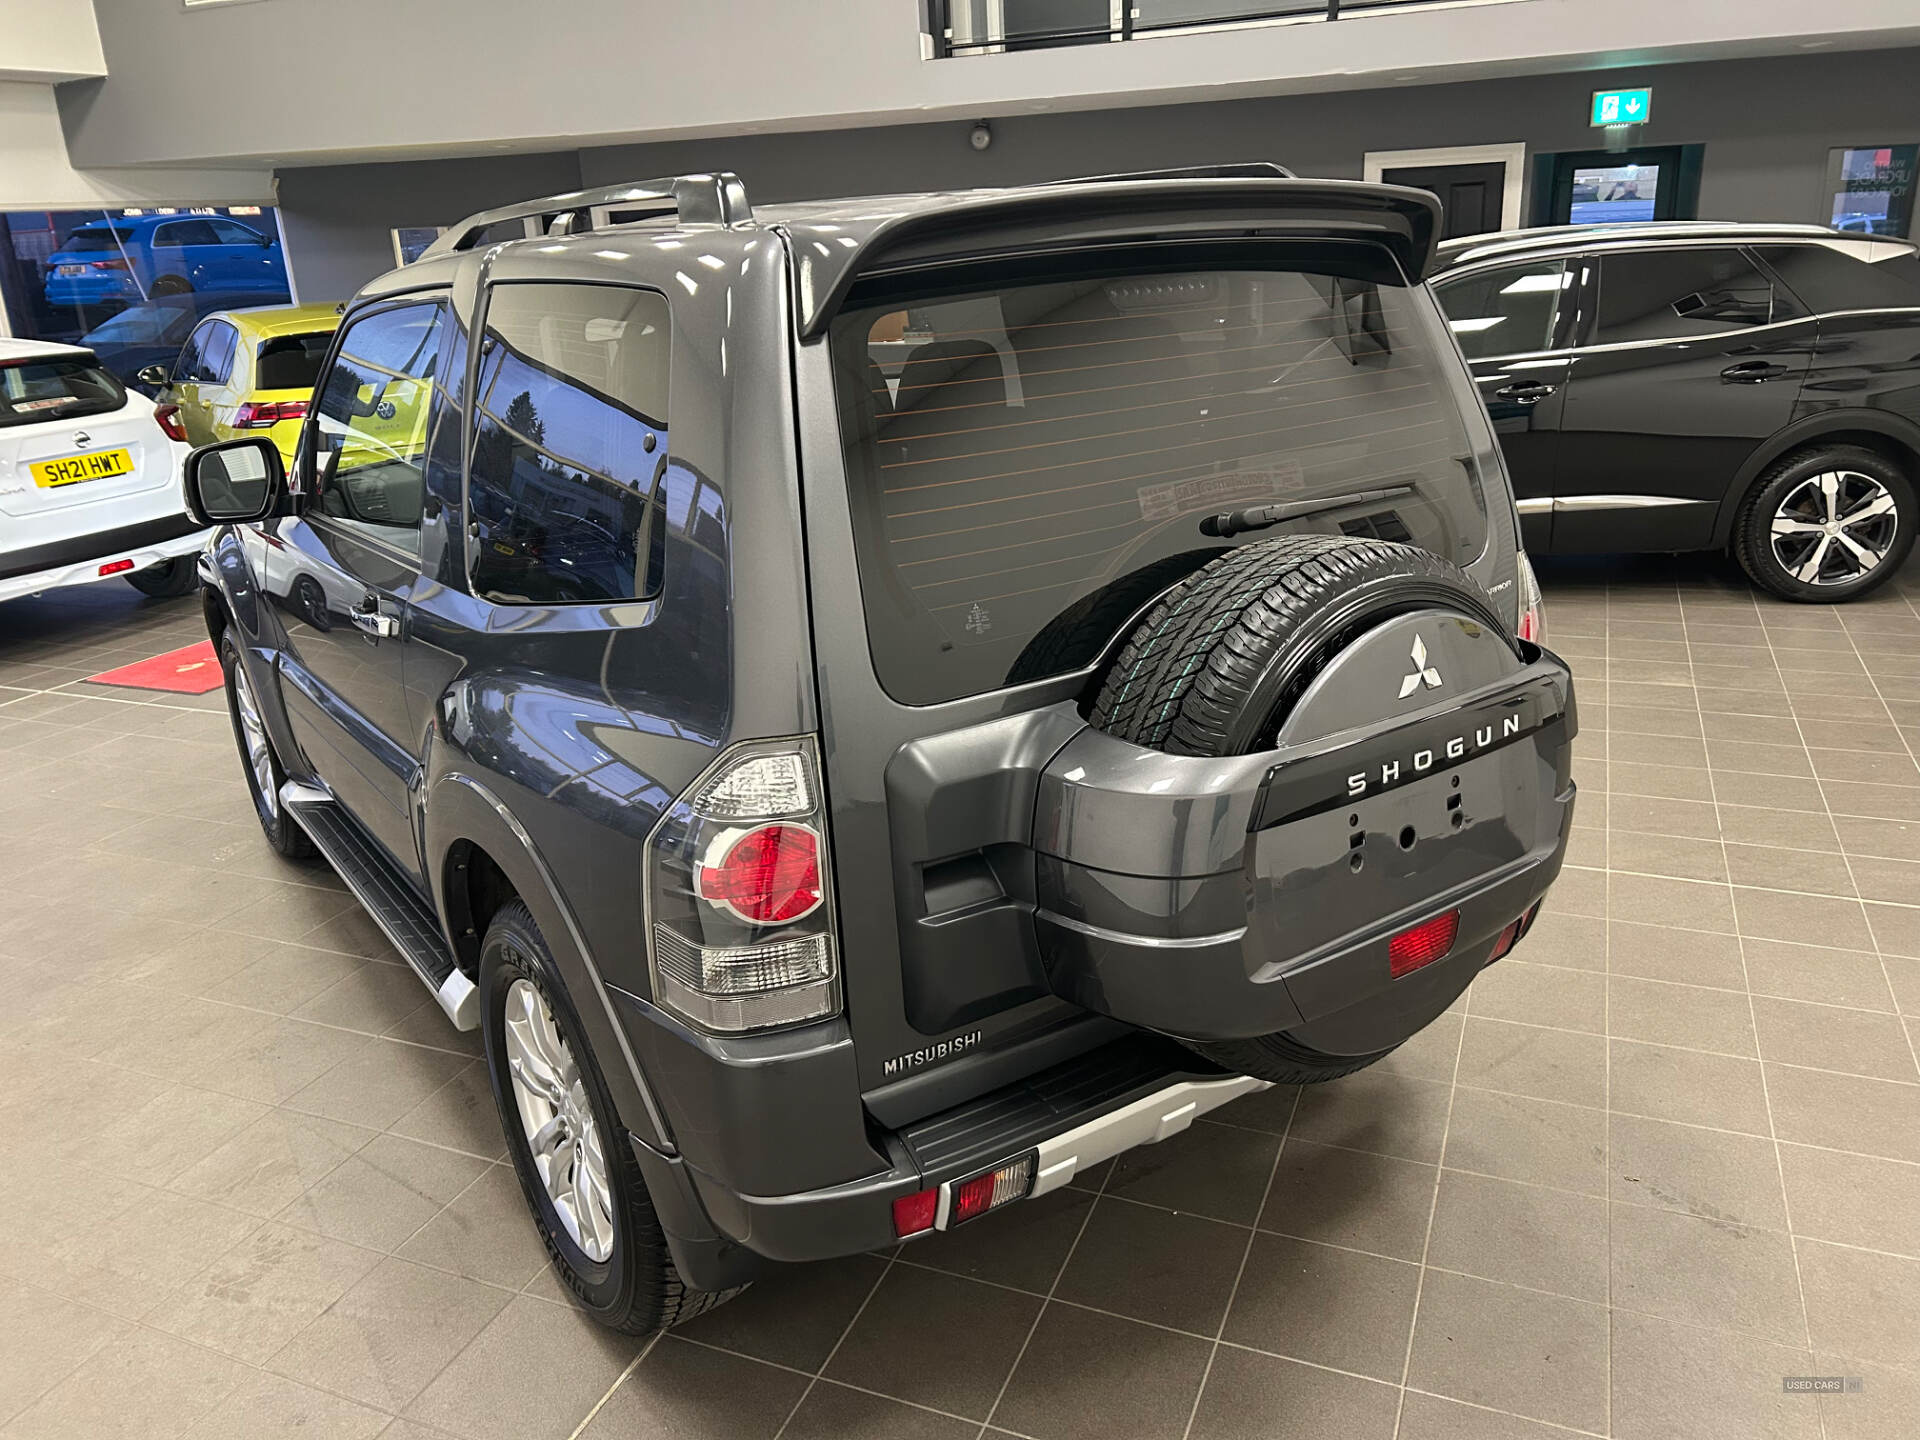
[0,357,125,428]
[312,302,445,552]
[1828,145,1918,237]
[466,282,671,606]
[1434,260,1567,360]
[830,262,1492,704]
[1570,162,1659,225]
[1594,248,1777,343]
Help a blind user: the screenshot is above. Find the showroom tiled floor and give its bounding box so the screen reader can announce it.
[3,557,1920,1439]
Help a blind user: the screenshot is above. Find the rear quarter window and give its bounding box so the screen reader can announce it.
[830,258,1494,704]
[1753,243,1920,313]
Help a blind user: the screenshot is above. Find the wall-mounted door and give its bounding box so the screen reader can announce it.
[1365,144,1525,240]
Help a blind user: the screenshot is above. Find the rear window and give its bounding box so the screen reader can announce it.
[0,356,126,428]
[257,332,333,391]
[61,227,136,253]
[829,259,1493,704]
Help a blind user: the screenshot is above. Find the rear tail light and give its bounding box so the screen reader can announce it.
[1486,900,1544,966]
[645,737,841,1033]
[233,400,309,429]
[1515,550,1546,645]
[89,258,130,271]
[1388,909,1459,978]
[153,403,187,442]
[891,1153,1037,1239]
[98,559,134,576]
[892,1189,939,1238]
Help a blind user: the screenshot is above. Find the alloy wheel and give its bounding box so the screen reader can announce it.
[1769,470,1900,587]
[503,974,616,1262]
[230,660,277,816]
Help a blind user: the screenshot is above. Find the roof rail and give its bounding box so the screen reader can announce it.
[422,172,752,259]
[1047,161,1295,185]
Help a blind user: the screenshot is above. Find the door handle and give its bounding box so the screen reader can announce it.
[1721,361,1791,383]
[350,598,399,639]
[1493,381,1558,404]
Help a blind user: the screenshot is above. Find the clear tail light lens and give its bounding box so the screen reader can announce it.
[1516,550,1546,645]
[645,737,841,1034]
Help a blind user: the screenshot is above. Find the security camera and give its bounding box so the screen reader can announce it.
[969,123,993,153]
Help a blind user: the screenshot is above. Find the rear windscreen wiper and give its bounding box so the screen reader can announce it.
[1199,484,1415,539]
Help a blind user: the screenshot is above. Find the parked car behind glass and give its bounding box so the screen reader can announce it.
[43,214,288,310]
[80,291,289,392]
[145,303,341,467]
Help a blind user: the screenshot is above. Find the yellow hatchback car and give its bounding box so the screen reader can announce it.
[140,302,341,466]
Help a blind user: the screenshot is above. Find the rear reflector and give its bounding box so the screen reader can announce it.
[950,1154,1036,1227]
[98,559,135,576]
[892,1188,939,1239]
[1488,918,1522,964]
[1389,910,1459,978]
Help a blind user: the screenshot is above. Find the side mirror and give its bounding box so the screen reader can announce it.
[183,436,285,525]
[136,363,169,388]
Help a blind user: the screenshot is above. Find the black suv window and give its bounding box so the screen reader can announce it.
[1434,259,1568,360]
[830,260,1494,704]
[466,282,670,606]
[1592,247,1788,344]
[1752,243,1920,314]
[311,301,446,554]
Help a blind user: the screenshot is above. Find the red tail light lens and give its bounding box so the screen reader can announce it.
[1488,918,1522,963]
[1389,910,1459,978]
[98,559,135,576]
[153,403,187,442]
[233,400,309,429]
[696,823,822,925]
[892,1188,939,1238]
[89,258,130,271]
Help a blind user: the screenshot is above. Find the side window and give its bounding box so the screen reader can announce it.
[202,322,239,385]
[172,322,210,383]
[311,301,446,555]
[210,219,265,246]
[1593,248,1782,344]
[1753,243,1920,313]
[1434,259,1568,360]
[466,282,670,605]
[151,222,185,249]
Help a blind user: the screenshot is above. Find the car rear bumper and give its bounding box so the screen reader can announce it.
[0,516,210,602]
[629,1032,1266,1286]
[44,273,139,306]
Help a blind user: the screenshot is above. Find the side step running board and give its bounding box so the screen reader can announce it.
[280,780,478,1029]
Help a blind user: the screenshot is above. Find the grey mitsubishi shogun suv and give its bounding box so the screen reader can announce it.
[182,164,1576,1333]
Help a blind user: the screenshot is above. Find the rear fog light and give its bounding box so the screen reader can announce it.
[1388,910,1459,978]
[98,559,135,576]
[892,1189,938,1238]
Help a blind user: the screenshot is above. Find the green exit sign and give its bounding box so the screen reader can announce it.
[1592,87,1652,126]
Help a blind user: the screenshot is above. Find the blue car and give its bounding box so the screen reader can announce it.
[43,214,287,309]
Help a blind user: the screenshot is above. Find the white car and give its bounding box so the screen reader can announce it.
[0,337,206,603]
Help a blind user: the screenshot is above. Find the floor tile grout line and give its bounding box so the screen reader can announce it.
[1177,1085,1300,1440]
[972,1147,1117,1438]
[1601,581,1613,1440]
[1389,941,1473,1440]
[1712,589,1824,1386]
[564,1331,661,1440]
[769,1245,902,1440]
[1489,951,1906,1017]
[1831,612,1920,1084]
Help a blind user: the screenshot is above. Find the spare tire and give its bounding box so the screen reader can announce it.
[1088,533,1504,1084]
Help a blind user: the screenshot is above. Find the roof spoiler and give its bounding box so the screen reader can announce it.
[423,172,752,259]
[792,176,1441,339]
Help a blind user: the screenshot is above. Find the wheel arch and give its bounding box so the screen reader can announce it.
[1712,412,1920,549]
[425,769,675,1153]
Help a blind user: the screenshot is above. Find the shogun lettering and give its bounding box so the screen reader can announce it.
[1346,713,1524,797]
[883,1030,983,1077]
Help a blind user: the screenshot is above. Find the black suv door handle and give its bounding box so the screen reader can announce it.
[1493,381,1557,404]
[1721,360,1791,384]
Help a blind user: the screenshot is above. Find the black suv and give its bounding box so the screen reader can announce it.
[182,168,1575,1334]
[1430,222,1920,601]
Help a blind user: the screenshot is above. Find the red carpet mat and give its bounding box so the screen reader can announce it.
[87,639,224,695]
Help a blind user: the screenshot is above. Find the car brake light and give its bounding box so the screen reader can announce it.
[98,559,135,576]
[233,400,309,429]
[1516,551,1546,645]
[153,403,187,442]
[893,1189,939,1238]
[645,738,842,1033]
[89,259,130,271]
[1389,910,1459,978]
[696,824,821,925]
